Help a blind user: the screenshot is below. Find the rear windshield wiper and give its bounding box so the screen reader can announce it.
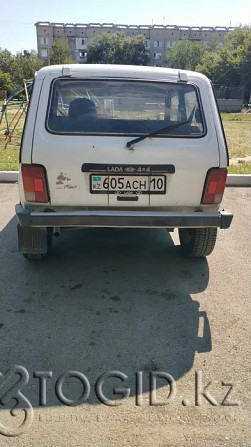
[126,106,196,149]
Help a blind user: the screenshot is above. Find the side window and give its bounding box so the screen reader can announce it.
[168,88,203,131]
[185,90,203,131]
[185,90,197,118]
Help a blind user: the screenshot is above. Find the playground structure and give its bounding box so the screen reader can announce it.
[0,79,33,143]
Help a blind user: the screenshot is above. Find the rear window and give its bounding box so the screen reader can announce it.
[47,79,205,137]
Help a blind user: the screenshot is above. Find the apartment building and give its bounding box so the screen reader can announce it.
[35,22,234,66]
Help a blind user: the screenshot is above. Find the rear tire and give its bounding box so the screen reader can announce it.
[179,228,217,258]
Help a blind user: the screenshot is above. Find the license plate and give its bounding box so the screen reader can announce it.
[90,175,166,194]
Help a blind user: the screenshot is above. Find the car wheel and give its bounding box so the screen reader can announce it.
[179,228,217,258]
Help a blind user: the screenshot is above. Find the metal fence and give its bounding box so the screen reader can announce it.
[213,84,245,100]
[213,85,245,112]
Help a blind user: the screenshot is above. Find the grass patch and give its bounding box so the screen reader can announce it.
[221,112,251,121]
[0,106,24,170]
[0,132,22,170]
[0,144,19,170]
[221,113,251,159]
[228,163,251,174]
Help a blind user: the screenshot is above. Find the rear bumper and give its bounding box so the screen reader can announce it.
[16,205,233,229]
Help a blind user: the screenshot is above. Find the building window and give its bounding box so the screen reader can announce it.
[40,37,48,45]
[76,37,88,50]
[153,52,162,60]
[79,51,87,58]
[166,41,175,48]
[146,39,151,49]
[154,40,163,48]
[41,49,48,57]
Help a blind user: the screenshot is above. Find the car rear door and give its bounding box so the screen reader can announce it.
[31,73,219,209]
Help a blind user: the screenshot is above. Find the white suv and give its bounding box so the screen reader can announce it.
[16,64,233,260]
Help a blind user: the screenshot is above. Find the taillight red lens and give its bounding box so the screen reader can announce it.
[202,169,227,204]
[21,165,49,203]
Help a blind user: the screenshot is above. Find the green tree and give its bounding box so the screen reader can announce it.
[225,26,251,50]
[0,48,44,91]
[11,51,44,85]
[0,71,13,91]
[196,27,251,101]
[166,39,205,71]
[49,36,74,65]
[0,49,14,74]
[87,32,150,65]
[225,27,251,99]
[206,33,220,52]
[196,48,239,85]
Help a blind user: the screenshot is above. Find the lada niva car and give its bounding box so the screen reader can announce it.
[16,64,233,259]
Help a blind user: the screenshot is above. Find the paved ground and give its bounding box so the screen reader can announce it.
[0,184,250,447]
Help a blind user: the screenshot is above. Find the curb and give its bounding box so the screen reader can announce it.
[0,171,251,186]
[226,174,251,186]
[0,171,19,182]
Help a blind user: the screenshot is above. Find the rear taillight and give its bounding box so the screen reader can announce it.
[21,164,49,203]
[202,168,227,204]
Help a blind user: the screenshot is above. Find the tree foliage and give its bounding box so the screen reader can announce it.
[0,71,12,91]
[12,51,44,83]
[196,27,251,100]
[0,49,13,74]
[166,39,205,71]
[87,32,150,65]
[206,33,221,52]
[49,36,74,65]
[0,48,44,92]
[165,27,251,101]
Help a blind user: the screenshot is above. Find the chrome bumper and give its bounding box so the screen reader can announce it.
[16,205,233,229]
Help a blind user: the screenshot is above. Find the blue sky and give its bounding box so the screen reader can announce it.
[0,0,250,54]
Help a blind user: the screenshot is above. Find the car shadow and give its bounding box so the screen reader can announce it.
[0,217,211,408]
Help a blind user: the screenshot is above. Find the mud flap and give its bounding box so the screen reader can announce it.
[17,225,48,254]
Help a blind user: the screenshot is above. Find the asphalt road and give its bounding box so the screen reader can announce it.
[0,184,250,447]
